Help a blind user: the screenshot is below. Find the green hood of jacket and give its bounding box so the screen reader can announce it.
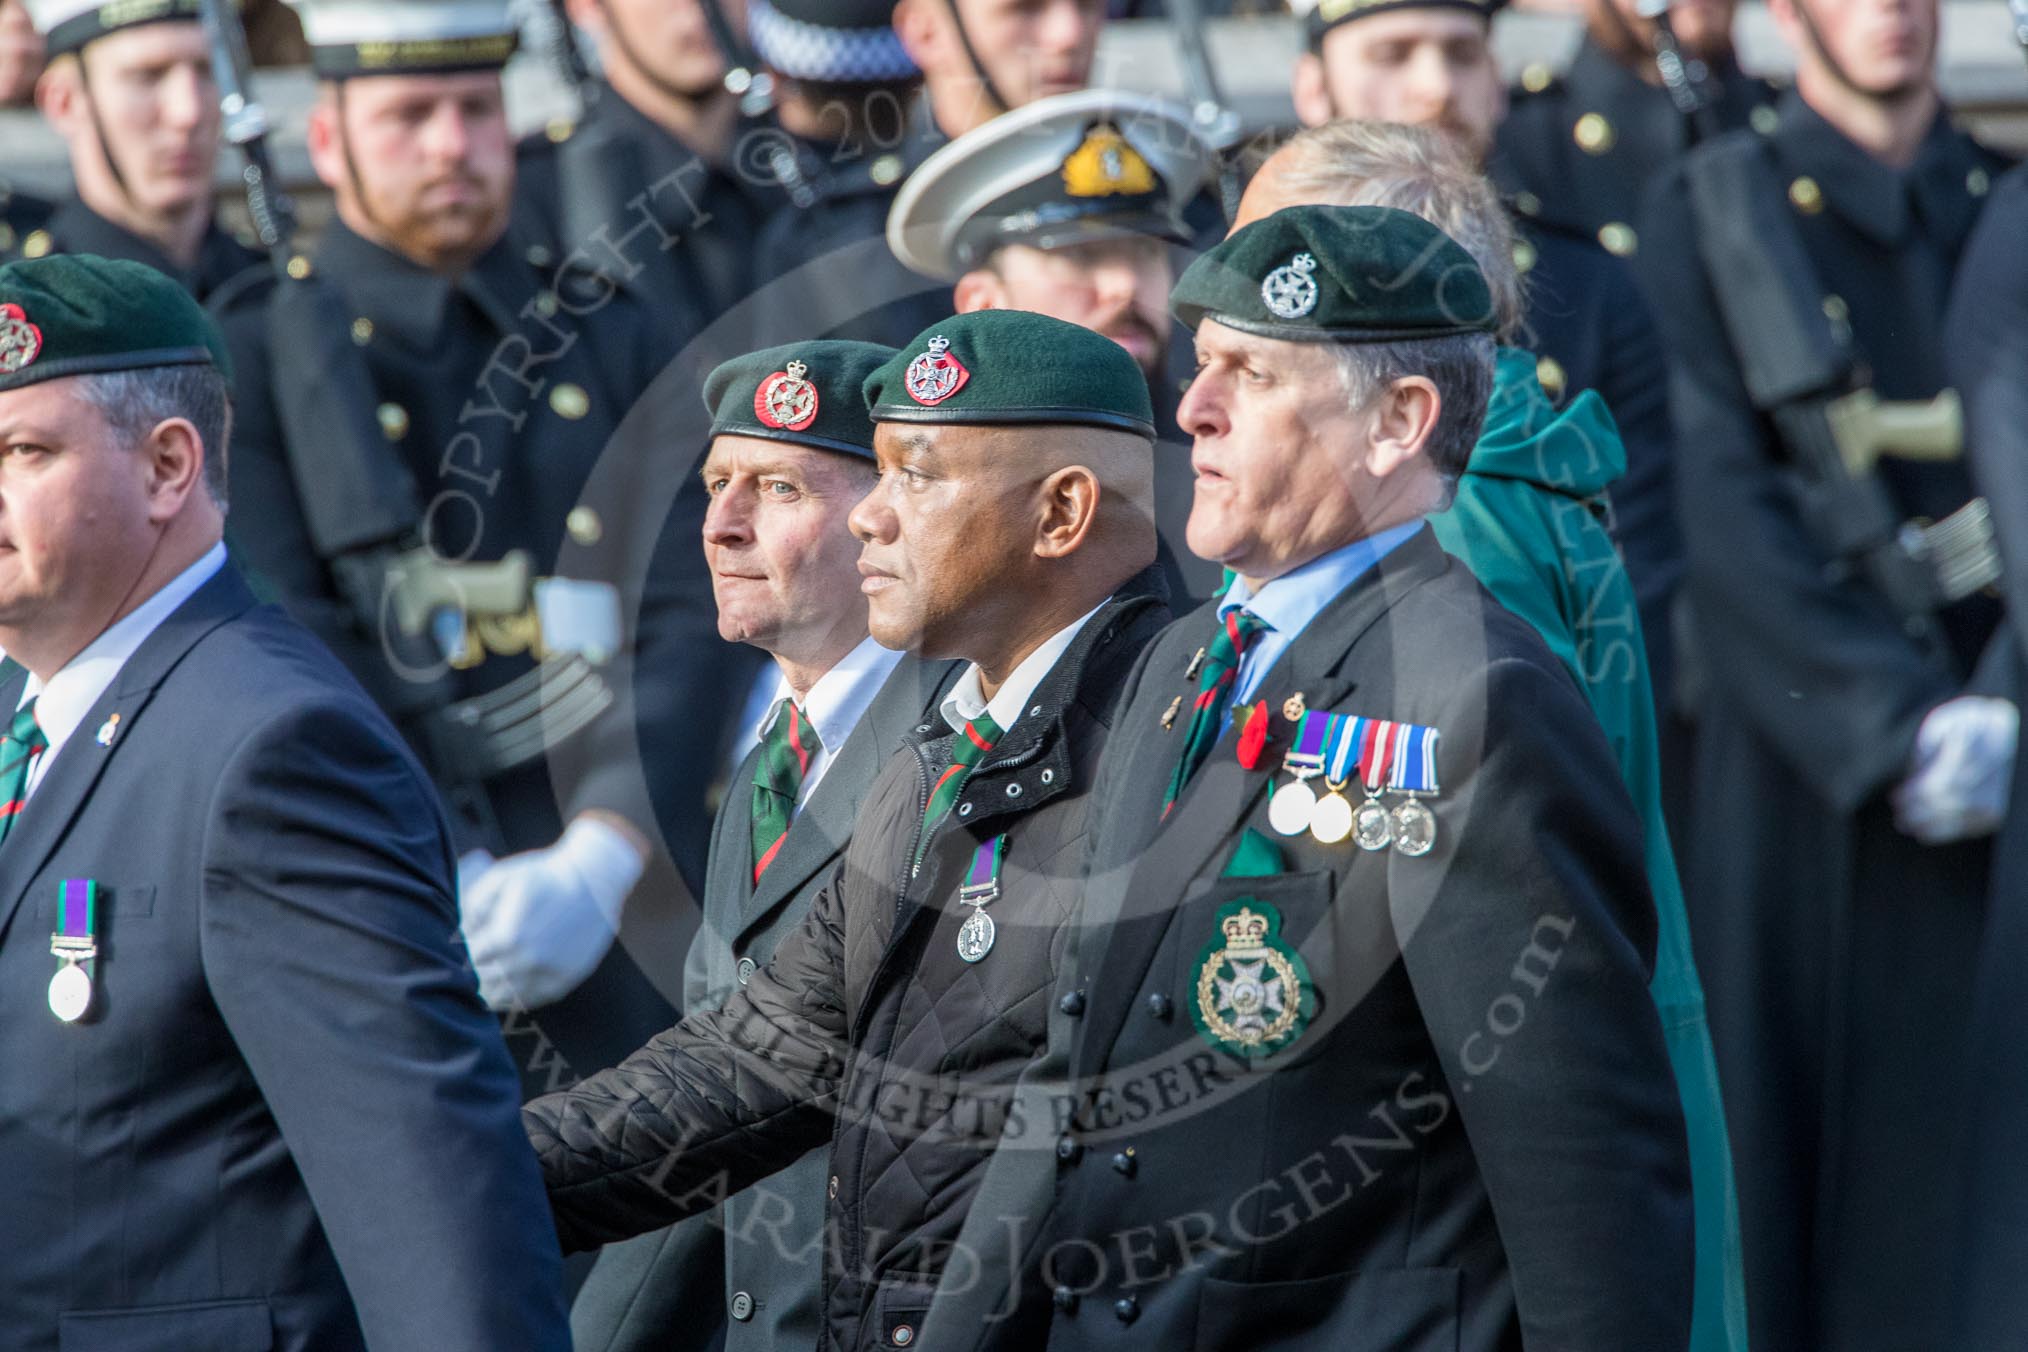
[1467,346,1626,496]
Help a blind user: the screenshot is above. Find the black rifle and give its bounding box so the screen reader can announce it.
[1686,135,1990,642]
[199,0,539,843]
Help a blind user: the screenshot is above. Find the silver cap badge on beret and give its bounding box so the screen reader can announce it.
[1261,254,1319,321]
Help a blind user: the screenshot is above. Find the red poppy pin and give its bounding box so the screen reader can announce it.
[1237,701,1270,770]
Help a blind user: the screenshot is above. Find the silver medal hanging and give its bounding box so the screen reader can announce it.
[1391,798,1438,856]
[1354,797,1395,850]
[48,880,99,1024]
[1269,775,1318,836]
[956,908,996,963]
[1274,709,1336,837]
[48,960,92,1022]
[955,835,1006,964]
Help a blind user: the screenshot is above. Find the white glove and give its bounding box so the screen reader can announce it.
[458,816,647,1011]
[1892,696,2019,845]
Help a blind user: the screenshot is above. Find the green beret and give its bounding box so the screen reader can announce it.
[1306,0,1507,49]
[1171,204,1497,343]
[863,310,1154,438]
[703,340,895,459]
[0,253,229,395]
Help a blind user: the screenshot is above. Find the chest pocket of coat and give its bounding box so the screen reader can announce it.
[36,884,156,919]
[1168,869,1346,1068]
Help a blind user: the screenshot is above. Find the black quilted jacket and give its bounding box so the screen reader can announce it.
[525,573,1169,1352]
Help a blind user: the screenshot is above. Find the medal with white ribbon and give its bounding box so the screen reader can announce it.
[1317,715,1379,846]
[48,878,98,1023]
[1267,712,1330,837]
[1387,723,1441,856]
[955,835,1006,963]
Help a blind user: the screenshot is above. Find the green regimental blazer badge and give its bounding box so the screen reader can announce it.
[1191,900,1314,1060]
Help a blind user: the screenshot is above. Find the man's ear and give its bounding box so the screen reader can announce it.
[1034,464,1101,561]
[34,56,81,138]
[893,0,947,76]
[140,417,209,523]
[305,91,347,194]
[1291,52,1335,129]
[1362,376,1442,480]
[953,268,1008,314]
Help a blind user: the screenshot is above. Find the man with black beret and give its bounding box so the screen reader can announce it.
[524,308,1172,1352]
[7,0,260,299]
[922,205,1693,1351]
[0,253,568,1350]
[566,341,963,1352]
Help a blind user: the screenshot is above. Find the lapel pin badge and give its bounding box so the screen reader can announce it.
[95,714,120,747]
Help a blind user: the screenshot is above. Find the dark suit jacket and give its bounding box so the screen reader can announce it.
[0,565,569,1352]
[1945,160,2028,1346]
[570,652,962,1352]
[922,527,1691,1352]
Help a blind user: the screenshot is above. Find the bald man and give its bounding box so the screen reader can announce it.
[523,311,1169,1352]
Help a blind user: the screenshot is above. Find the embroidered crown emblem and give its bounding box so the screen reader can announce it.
[1220,906,1270,953]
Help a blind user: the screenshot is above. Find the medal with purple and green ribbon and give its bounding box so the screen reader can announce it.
[1267,711,1332,837]
[48,878,97,1023]
[955,835,1006,964]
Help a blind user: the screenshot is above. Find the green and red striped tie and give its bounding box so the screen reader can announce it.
[923,711,1003,841]
[0,699,47,847]
[751,699,821,884]
[1161,609,1270,817]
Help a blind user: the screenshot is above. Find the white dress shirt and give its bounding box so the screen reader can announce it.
[941,600,1108,740]
[16,543,227,797]
[1218,520,1425,711]
[755,634,904,810]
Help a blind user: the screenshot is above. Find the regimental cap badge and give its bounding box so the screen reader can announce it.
[755,358,820,431]
[1062,121,1158,199]
[904,334,970,406]
[0,302,43,375]
[1261,252,1319,320]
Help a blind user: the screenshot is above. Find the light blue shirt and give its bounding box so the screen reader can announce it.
[1217,520,1425,716]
